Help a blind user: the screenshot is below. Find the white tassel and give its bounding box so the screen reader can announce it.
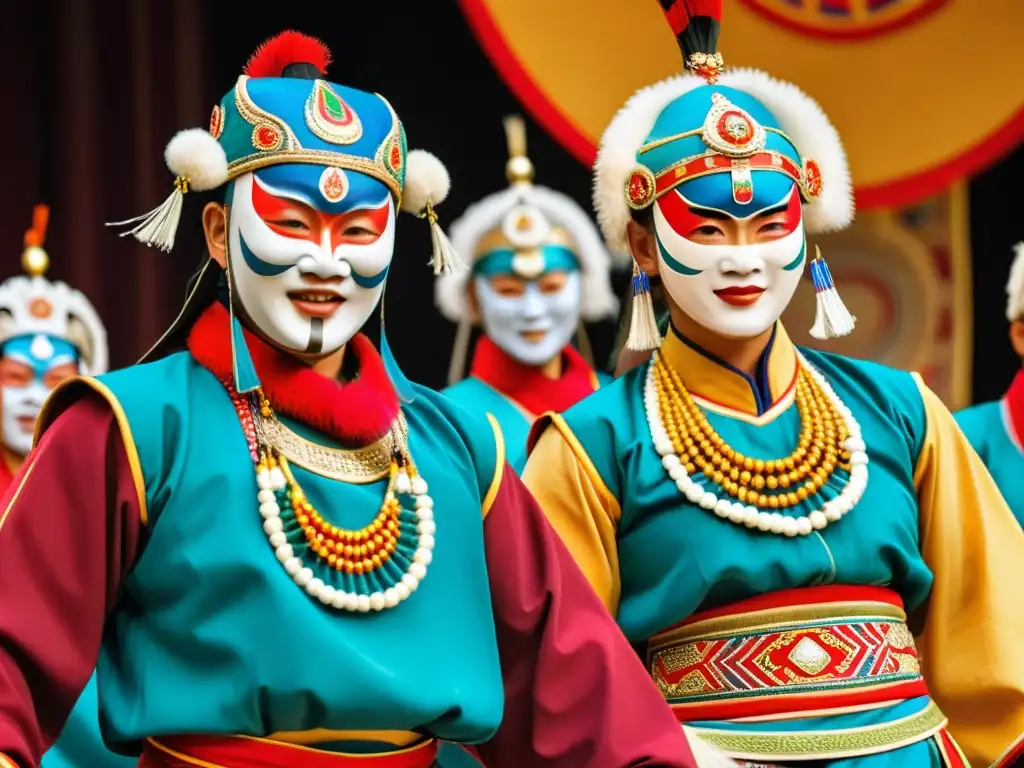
[107,128,229,253]
[625,261,661,351]
[808,245,856,340]
[107,177,187,253]
[424,201,463,275]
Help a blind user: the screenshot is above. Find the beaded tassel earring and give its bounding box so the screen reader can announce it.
[625,261,662,351]
[808,245,856,340]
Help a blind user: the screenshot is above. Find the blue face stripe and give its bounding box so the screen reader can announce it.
[351,263,389,289]
[238,232,291,277]
[783,237,806,271]
[255,164,390,213]
[1,334,79,378]
[656,232,702,275]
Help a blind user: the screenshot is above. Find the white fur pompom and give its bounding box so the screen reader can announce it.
[164,128,229,192]
[401,150,451,215]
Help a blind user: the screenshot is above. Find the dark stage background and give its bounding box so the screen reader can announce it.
[4,1,1022,402]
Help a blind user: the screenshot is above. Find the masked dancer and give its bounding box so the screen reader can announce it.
[523,3,1024,766]
[435,116,619,471]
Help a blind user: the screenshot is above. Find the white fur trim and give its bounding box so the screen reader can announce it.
[401,150,451,215]
[1005,242,1024,321]
[684,729,739,768]
[0,275,108,374]
[593,74,705,254]
[720,68,853,235]
[435,184,619,323]
[593,69,854,252]
[164,128,229,192]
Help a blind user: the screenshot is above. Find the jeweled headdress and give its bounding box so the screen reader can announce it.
[0,205,108,374]
[595,0,855,349]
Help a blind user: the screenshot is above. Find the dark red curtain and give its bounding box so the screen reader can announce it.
[1,0,210,369]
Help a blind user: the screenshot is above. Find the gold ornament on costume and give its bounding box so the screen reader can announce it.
[21,204,51,278]
[652,353,850,510]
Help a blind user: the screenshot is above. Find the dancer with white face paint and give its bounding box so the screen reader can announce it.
[0,32,714,768]
[524,3,1024,767]
[955,242,1024,530]
[0,207,126,768]
[436,116,620,473]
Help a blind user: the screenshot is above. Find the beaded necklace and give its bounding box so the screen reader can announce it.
[644,351,869,537]
[226,381,436,612]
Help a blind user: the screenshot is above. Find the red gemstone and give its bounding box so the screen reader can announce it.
[209,106,223,139]
[804,160,823,197]
[255,125,280,150]
[628,173,651,204]
[389,141,402,171]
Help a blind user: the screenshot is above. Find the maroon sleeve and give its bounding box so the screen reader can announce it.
[476,464,698,768]
[0,393,142,768]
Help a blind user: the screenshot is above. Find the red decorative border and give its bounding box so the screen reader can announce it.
[459,0,1024,210]
[735,0,951,42]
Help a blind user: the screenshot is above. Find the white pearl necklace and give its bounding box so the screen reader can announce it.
[644,353,869,537]
[257,464,436,613]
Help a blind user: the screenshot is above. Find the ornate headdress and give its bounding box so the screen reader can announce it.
[110,31,459,396]
[0,205,108,374]
[436,116,621,383]
[595,1,855,349]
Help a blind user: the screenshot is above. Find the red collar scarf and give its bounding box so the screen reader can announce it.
[469,335,599,418]
[188,303,399,446]
[1003,370,1024,450]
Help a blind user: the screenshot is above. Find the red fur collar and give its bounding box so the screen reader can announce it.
[469,335,599,418]
[188,303,398,446]
[1004,370,1024,448]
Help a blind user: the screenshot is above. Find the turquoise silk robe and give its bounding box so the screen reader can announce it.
[524,324,1024,768]
[955,370,1024,528]
[444,335,606,472]
[0,303,698,768]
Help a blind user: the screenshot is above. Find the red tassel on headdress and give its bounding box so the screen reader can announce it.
[243,30,332,78]
[23,204,49,249]
[657,0,724,82]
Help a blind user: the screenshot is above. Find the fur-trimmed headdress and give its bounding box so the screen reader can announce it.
[597,1,856,349]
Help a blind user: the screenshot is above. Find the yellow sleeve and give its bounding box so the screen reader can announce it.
[521,414,623,614]
[911,373,1024,767]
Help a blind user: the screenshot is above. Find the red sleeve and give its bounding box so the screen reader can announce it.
[0,393,142,768]
[477,464,698,768]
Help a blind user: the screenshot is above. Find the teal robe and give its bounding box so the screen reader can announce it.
[955,373,1024,528]
[524,324,1024,767]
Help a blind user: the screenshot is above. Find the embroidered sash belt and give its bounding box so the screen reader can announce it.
[141,735,439,768]
[648,585,928,722]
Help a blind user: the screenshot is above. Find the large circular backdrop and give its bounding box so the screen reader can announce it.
[461,0,1024,208]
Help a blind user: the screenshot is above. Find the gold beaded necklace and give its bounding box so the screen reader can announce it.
[652,352,851,509]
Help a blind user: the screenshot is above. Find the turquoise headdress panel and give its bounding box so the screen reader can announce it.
[631,85,815,219]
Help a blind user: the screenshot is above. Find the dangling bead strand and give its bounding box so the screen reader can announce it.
[644,352,868,536]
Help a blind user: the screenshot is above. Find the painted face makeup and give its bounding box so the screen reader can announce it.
[227,164,395,357]
[652,186,806,339]
[0,334,78,455]
[474,266,582,367]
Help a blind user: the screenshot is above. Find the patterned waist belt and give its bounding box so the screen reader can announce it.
[141,735,439,768]
[648,585,928,722]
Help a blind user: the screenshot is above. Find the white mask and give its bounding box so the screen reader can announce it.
[227,167,395,357]
[652,190,806,339]
[0,334,79,456]
[474,271,582,367]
